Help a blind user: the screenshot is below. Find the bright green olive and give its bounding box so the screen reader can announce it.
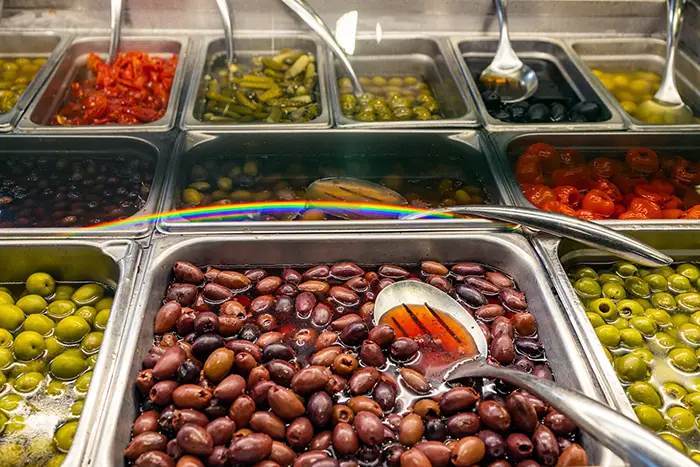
[0,291,13,305]
[81,332,103,355]
[0,347,14,369]
[653,266,676,278]
[0,329,12,348]
[677,293,700,313]
[0,411,6,432]
[61,348,84,360]
[23,313,54,336]
[0,371,6,388]
[617,299,645,317]
[47,300,76,319]
[627,381,662,407]
[0,394,24,412]
[672,314,690,328]
[644,308,672,326]
[634,404,665,431]
[668,274,693,294]
[0,304,25,331]
[602,282,627,300]
[46,379,66,396]
[13,371,43,393]
[15,294,47,315]
[599,273,623,284]
[670,347,699,372]
[71,284,104,307]
[679,323,700,345]
[612,318,630,330]
[86,353,98,368]
[651,332,677,353]
[629,316,658,336]
[615,353,648,382]
[25,272,56,297]
[71,399,84,416]
[661,433,686,453]
[95,297,113,311]
[614,262,638,278]
[637,298,653,310]
[638,268,651,278]
[587,312,606,328]
[620,328,645,347]
[682,392,700,414]
[54,421,78,453]
[677,263,700,282]
[651,292,677,310]
[75,306,97,326]
[50,353,88,380]
[690,311,700,327]
[570,266,599,280]
[93,309,109,331]
[55,316,90,344]
[663,382,688,401]
[666,406,696,433]
[13,331,46,361]
[53,285,75,301]
[692,453,700,464]
[625,277,651,298]
[8,358,46,378]
[596,324,621,347]
[75,371,92,393]
[589,298,618,321]
[574,277,601,300]
[643,273,668,292]
[44,336,64,361]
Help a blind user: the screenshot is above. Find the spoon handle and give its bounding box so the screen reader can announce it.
[403,205,671,267]
[655,0,686,104]
[108,0,124,64]
[215,0,235,65]
[492,0,522,71]
[278,0,363,96]
[448,361,696,467]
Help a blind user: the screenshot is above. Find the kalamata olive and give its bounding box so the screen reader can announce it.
[158,406,176,434]
[294,450,330,467]
[275,296,294,316]
[359,340,385,367]
[557,444,588,466]
[166,283,197,306]
[172,385,212,409]
[439,387,480,415]
[372,381,397,412]
[512,313,537,336]
[267,359,297,386]
[256,331,284,349]
[558,437,573,453]
[464,276,501,296]
[228,395,256,428]
[456,284,488,307]
[500,288,527,311]
[420,261,448,276]
[450,436,486,466]
[349,367,380,395]
[206,446,229,466]
[203,348,234,383]
[390,337,419,361]
[522,393,549,418]
[203,398,228,420]
[226,340,263,361]
[218,315,243,337]
[150,381,178,406]
[424,419,447,442]
[275,282,296,297]
[310,431,333,451]
[251,295,276,314]
[413,399,440,420]
[398,413,424,446]
[228,433,273,464]
[477,429,506,459]
[378,264,410,279]
[485,271,513,289]
[345,276,370,293]
[290,327,317,353]
[515,338,544,358]
[239,323,261,342]
[532,424,560,465]
[203,266,220,282]
[248,365,271,388]
[385,444,406,467]
[268,385,306,420]
[533,364,553,381]
[282,268,303,284]
[332,422,360,456]
[414,441,451,467]
[377,278,395,292]
[506,433,533,461]
[325,374,347,394]
[446,412,481,437]
[250,380,276,407]
[331,314,362,331]
[295,291,316,317]
[511,355,534,374]
[291,366,331,395]
[311,303,333,328]
[176,454,204,467]
[263,343,296,362]
[368,324,395,347]
[302,265,330,281]
[544,409,576,437]
[491,317,514,339]
[359,302,375,322]
[478,400,511,432]
[213,374,246,402]
[425,275,453,294]
[192,333,224,360]
[506,392,538,434]
[135,451,175,467]
[134,411,161,436]
[216,271,251,291]
[153,346,186,381]
[125,432,168,460]
[176,311,196,336]
[332,404,355,425]
[315,331,338,350]
[354,411,385,446]
[307,391,333,428]
[331,262,364,279]
[330,286,360,307]
[160,334,178,348]
[220,300,247,319]
[245,268,268,283]
[400,368,431,394]
[257,313,277,332]
[310,346,343,367]
[298,280,331,296]
[250,411,287,440]
[340,321,369,347]
[155,301,182,334]
[452,263,485,276]
[268,441,297,466]
[475,304,505,322]
[202,283,233,302]
[332,353,358,377]
[285,416,314,449]
[172,409,209,430]
[491,334,516,364]
[257,276,283,295]
[207,417,235,446]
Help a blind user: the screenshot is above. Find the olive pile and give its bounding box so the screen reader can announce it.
[569,262,700,461]
[0,272,113,467]
[0,156,153,228]
[125,260,588,466]
[338,76,442,121]
[201,50,319,124]
[0,57,46,113]
[480,90,603,124]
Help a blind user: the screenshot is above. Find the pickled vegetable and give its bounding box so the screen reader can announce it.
[0,57,46,113]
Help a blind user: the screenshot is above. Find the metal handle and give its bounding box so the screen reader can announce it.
[491,0,522,72]
[656,0,686,104]
[447,361,696,467]
[108,0,124,64]
[215,0,235,65]
[403,205,672,267]
[279,0,364,96]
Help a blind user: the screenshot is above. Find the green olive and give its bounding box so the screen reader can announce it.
[80,331,103,355]
[0,347,14,369]
[615,353,648,382]
[653,266,676,278]
[632,348,654,364]
[666,406,696,433]
[620,328,645,347]
[25,272,56,297]
[46,379,66,396]
[574,277,601,300]
[679,323,700,346]
[617,299,645,317]
[677,293,700,313]
[690,311,700,327]
[683,391,700,414]
[661,433,686,453]
[637,298,653,310]
[672,314,690,328]
[599,273,624,284]
[54,421,78,453]
[71,399,84,416]
[0,394,24,412]
[75,370,92,393]
[627,381,662,407]
[638,268,650,278]
[570,266,599,280]
[71,284,104,307]
[602,282,627,300]
[644,308,672,326]
[13,371,43,393]
[13,331,46,361]
[75,306,97,326]
[614,262,638,278]
[0,371,6,388]
[48,454,67,467]
[650,332,677,354]
[663,382,688,401]
[677,263,700,282]
[23,313,54,336]
[595,324,621,347]
[587,312,605,328]
[0,291,13,305]
[95,297,113,311]
[55,316,90,344]
[634,404,665,431]
[668,274,693,294]
[93,309,109,331]
[643,273,668,292]
[629,316,658,336]
[625,277,651,298]
[670,347,699,372]
[86,353,98,369]
[8,358,46,378]
[651,292,677,310]
[53,285,75,301]
[0,304,25,331]
[603,346,613,362]
[612,318,630,330]
[50,353,88,380]
[47,300,76,319]
[44,336,64,361]
[15,294,47,314]
[0,329,13,347]
[589,298,618,321]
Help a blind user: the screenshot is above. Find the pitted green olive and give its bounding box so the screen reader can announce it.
[54,421,78,453]
[661,433,687,453]
[0,329,12,348]
[574,277,601,300]
[634,404,665,431]
[70,399,84,416]
[13,371,43,393]
[599,273,623,284]
[651,292,677,310]
[680,323,700,346]
[587,312,605,328]
[663,382,688,401]
[644,308,672,326]
[44,337,64,361]
[643,273,668,292]
[625,277,651,298]
[677,293,700,313]
[8,358,46,378]
[80,332,103,355]
[652,332,677,353]
[670,347,699,372]
[93,309,109,331]
[653,266,676,278]
[602,282,627,300]
[627,381,662,407]
[0,348,14,369]
[75,371,92,393]
[589,298,618,320]
[612,318,630,330]
[46,380,66,397]
[683,391,700,414]
[75,306,97,326]
[620,328,644,347]
[666,406,696,433]
[614,262,638,278]
[668,274,693,293]
[672,314,691,328]
[596,324,621,347]
[677,263,700,282]
[0,291,13,305]
[617,299,645,317]
[570,266,599,280]
[95,297,113,311]
[629,316,658,336]
[615,353,648,382]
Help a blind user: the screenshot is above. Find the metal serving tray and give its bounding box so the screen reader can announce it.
[567,37,700,131]
[18,36,189,133]
[181,34,331,131]
[0,32,69,132]
[450,36,624,132]
[328,35,478,128]
[0,239,141,466]
[157,130,511,234]
[0,134,170,238]
[90,231,621,466]
[488,131,700,230]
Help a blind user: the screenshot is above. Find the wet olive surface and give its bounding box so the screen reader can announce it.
[126,260,588,466]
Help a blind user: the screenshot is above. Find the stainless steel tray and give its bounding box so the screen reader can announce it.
[488,131,700,230]
[90,231,622,466]
[0,238,141,466]
[181,34,331,131]
[328,35,479,128]
[157,129,512,234]
[17,36,189,133]
[0,133,170,238]
[567,37,700,131]
[0,32,70,132]
[450,36,625,132]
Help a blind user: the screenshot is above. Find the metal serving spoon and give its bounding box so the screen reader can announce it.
[279,0,363,96]
[215,0,235,67]
[374,281,697,467]
[479,0,538,103]
[636,0,695,124]
[108,0,124,64]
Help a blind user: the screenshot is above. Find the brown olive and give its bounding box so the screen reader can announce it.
[359,340,385,367]
[413,399,440,420]
[399,368,431,394]
[347,396,383,417]
[446,412,481,438]
[250,411,287,440]
[286,417,314,449]
[310,430,333,451]
[506,433,534,461]
[269,440,297,466]
[216,271,251,291]
[176,455,204,467]
[332,353,358,377]
[354,411,385,446]
[268,385,306,420]
[439,387,480,415]
[372,381,397,412]
[450,436,486,466]
[307,391,333,428]
[349,367,380,395]
[544,409,576,437]
[134,411,161,436]
[248,365,271,388]
[135,451,175,467]
[532,423,560,465]
[310,346,343,367]
[228,433,273,464]
[340,321,369,347]
[557,444,589,466]
[414,441,451,467]
[172,409,209,430]
[206,417,235,446]
[266,359,297,387]
[176,423,213,456]
[399,413,424,446]
[367,324,396,347]
[155,301,182,334]
[213,374,246,402]
[332,422,360,456]
[150,381,178,406]
[390,338,419,361]
[478,400,511,432]
[125,432,169,460]
[228,395,256,428]
[332,404,355,426]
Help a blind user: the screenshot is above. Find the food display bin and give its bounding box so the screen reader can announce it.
[450,37,624,132]
[18,36,189,133]
[89,231,622,466]
[567,38,700,131]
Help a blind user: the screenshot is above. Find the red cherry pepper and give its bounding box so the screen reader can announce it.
[553,186,581,207]
[541,200,576,216]
[661,209,684,219]
[682,206,700,219]
[522,184,556,208]
[592,179,623,203]
[590,157,622,179]
[581,189,615,217]
[626,148,660,174]
[575,210,604,220]
[663,196,684,210]
[559,149,585,167]
[618,211,649,220]
[634,184,669,203]
[613,172,649,194]
[515,155,545,185]
[628,198,662,219]
[524,143,560,172]
[552,166,593,191]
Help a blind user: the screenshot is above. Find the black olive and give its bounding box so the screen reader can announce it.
[550,102,568,122]
[571,101,602,121]
[493,109,511,121]
[481,90,502,111]
[508,106,527,122]
[527,103,550,122]
[569,113,587,122]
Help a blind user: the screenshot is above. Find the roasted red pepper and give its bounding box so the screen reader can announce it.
[581,189,615,217]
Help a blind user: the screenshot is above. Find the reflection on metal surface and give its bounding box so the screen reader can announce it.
[334,10,357,55]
